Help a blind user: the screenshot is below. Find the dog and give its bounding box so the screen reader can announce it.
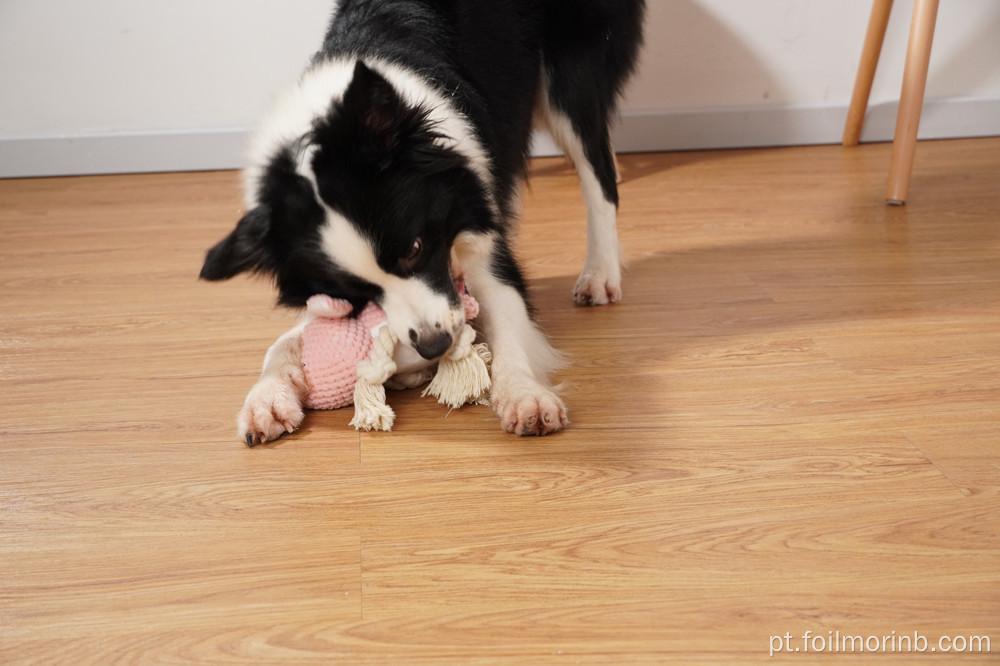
[200,0,646,444]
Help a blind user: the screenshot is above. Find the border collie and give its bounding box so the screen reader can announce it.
[200,0,645,444]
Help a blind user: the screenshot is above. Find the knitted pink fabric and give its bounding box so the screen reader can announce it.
[301,302,387,410]
[301,282,479,410]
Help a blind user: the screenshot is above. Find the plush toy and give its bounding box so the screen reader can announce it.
[299,279,491,431]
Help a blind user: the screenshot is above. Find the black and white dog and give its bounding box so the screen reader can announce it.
[201,0,645,444]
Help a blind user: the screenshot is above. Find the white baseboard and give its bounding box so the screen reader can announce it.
[0,129,248,179]
[2,98,997,178]
[537,96,1000,156]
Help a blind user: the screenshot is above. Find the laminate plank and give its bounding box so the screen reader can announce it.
[1,139,998,664]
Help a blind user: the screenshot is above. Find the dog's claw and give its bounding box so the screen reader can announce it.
[494,386,568,436]
[573,271,622,306]
[237,375,306,447]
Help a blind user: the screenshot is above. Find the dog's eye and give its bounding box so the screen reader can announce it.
[398,238,423,272]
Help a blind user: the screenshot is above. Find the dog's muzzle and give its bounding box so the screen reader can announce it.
[409,328,453,360]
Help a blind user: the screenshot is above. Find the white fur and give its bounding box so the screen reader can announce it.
[237,58,580,442]
[244,60,357,206]
[454,231,568,435]
[244,57,496,215]
[238,321,310,446]
[538,85,624,305]
[244,54,493,361]
[374,61,496,215]
[317,206,466,353]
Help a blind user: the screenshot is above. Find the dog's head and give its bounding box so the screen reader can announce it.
[201,61,494,360]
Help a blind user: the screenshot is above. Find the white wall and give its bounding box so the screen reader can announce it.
[1,0,998,177]
[593,0,1000,155]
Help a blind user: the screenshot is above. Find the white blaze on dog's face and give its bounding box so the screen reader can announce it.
[293,61,497,360]
[201,59,499,361]
[318,206,465,360]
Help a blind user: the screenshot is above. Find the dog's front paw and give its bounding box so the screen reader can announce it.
[573,270,622,306]
[493,384,568,436]
[238,373,307,447]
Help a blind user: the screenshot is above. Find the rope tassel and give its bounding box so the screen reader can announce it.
[302,279,491,432]
[350,325,398,431]
[423,324,492,408]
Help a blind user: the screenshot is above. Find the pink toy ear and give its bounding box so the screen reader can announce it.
[461,290,479,320]
[454,278,479,320]
[306,294,353,318]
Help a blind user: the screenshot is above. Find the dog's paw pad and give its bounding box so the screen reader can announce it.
[238,377,306,446]
[495,389,568,436]
[573,272,622,306]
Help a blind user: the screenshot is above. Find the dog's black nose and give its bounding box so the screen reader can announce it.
[409,329,453,360]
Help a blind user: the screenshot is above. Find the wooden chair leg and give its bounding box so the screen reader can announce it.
[843,0,895,146]
[886,0,940,205]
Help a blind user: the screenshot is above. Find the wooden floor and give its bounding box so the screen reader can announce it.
[2,138,998,664]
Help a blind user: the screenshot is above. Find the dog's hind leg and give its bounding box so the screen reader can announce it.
[541,92,624,306]
[538,2,644,305]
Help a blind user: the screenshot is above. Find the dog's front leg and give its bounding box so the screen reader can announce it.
[457,233,568,436]
[238,321,310,446]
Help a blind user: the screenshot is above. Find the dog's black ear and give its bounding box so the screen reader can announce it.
[342,60,409,161]
[199,206,271,281]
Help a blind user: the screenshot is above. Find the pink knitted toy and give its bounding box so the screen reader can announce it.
[299,280,490,431]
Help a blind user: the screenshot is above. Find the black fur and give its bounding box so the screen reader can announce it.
[201,0,645,313]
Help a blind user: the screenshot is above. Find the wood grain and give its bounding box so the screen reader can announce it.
[1,139,998,664]
[843,0,894,147]
[886,0,940,204]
